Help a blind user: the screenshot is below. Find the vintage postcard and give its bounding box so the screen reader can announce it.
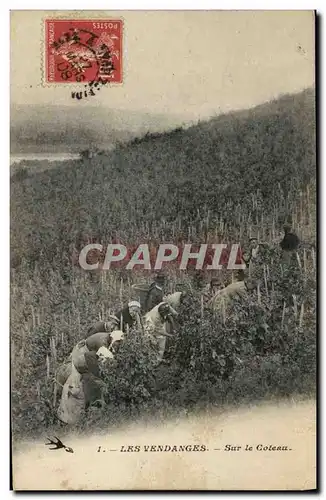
[10,10,316,491]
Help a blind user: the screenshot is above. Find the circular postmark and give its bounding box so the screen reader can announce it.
[45,20,123,99]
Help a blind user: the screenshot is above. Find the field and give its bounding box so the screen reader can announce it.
[10,88,316,438]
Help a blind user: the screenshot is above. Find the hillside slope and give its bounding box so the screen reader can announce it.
[11,88,316,270]
[10,88,316,437]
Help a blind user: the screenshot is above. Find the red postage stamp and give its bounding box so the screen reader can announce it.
[45,19,123,84]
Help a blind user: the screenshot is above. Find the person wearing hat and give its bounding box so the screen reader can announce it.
[280,225,300,254]
[87,300,142,336]
[108,300,142,332]
[143,272,166,313]
[192,270,206,291]
[209,276,225,294]
[86,329,125,354]
[199,275,224,304]
[208,270,247,313]
[242,238,260,267]
[279,226,300,265]
[144,301,178,364]
[57,329,124,391]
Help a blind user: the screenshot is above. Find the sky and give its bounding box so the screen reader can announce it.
[10,10,315,121]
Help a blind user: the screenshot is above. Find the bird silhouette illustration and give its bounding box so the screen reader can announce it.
[45,436,74,453]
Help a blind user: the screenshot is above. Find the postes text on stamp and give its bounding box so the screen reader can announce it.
[45,19,123,84]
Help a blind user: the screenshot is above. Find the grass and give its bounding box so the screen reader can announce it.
[10,88,316,438]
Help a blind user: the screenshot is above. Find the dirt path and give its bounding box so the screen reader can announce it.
[12,398,316,491]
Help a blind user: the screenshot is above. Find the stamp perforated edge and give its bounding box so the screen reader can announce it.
[41,14,126,88]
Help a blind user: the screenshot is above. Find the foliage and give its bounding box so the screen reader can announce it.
[11,165,29,182]
[10,89,316,437]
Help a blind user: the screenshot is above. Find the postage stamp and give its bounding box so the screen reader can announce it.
[45,19,123,84]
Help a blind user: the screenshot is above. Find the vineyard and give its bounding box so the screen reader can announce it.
[10,88,316,437]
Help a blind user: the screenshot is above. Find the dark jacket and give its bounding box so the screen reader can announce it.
[280,232,300,251]
[144,283,164,313]
[114,306,138,332]
[87,304,137,336]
